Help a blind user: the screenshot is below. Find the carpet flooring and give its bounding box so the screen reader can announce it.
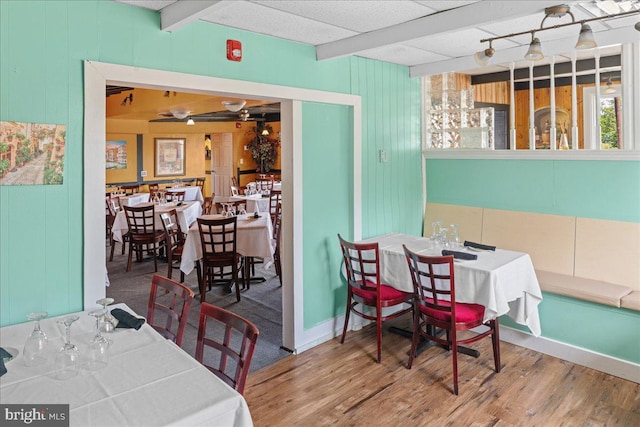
[104,241,291,373]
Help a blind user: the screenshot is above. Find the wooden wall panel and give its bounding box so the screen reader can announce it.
[514,84,591,149]
[473,81,510,104]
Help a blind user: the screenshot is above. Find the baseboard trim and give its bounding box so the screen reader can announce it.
[500,325,640,384]
[295,315,367,354]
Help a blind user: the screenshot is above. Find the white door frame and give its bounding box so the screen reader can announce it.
[84,61,361,351]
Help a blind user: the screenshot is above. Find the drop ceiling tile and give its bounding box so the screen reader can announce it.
[414,1,479,11]
[253,0,436,33]
[405,28,518,58]
[356,44,449,66]
[201,1,357,45]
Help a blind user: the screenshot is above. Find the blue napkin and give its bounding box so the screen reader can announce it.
[442,249,478,261]
[463,241,496,251]
[111,308,145,330]
[0,347,11,377]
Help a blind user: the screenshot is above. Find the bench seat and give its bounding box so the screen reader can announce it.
[535,270,633,308]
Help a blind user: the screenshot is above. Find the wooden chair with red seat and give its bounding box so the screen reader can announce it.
[337,234,413,363]
[123,204,166,272]
[195,302,259,395]
[403,245,501,395]
[160,209,201,285]
[146,274,195,347]
[197,216,243,303]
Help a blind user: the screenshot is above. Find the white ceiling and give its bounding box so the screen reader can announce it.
[116,0,640,76]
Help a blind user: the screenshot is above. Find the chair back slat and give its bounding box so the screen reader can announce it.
[195,302,259,395]
[124,204,156,234]
[197,217,238,257]
[403,246,455,316]
[269,190,282,224]
[146,274,194,347]
[338,236,380,292]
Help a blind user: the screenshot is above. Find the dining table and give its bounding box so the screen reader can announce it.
[180,213,274,276]
[166,186,204,204]
[225,194,271,213]
[0,303,254,426]
[357,232,543,337]
[117,192,151,207]
[111,201,202,243]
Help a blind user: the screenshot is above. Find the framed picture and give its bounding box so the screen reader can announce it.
[155,138,185,176]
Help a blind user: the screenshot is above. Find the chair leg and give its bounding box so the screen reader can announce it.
[233,265,241,302]
[152,242,158,272]
[195,261,202,290]
[199,266,207,303]
[407,306,420,369]
[376,308,382,363]
[340,292,352,344]
[167,251,173,280]
[491,318,501,373]
[450,329,459,395]
[109,238,116,262]
[126,242,134,272]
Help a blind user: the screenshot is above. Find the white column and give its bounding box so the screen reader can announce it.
[529,62,536,150]
[594,51,602,150]
[571,52,579,150]
[550,57,557,150]
[509,62,516,150]
[621,41,639,150]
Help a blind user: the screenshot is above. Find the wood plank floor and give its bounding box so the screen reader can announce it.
[244,316,640,426]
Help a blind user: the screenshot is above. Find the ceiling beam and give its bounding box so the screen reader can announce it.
[315,1,559,61]
[161,0,223,32]
[409,26,640,77]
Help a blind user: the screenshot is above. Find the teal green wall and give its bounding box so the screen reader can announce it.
[426,158,640,363]
[0,1,422,327]
[426,159,640,222]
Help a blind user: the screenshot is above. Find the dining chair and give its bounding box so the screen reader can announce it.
[197,216,243,303]
[269,190,282,224]
[148,183,159,193]
[106,197,127,261]
[160,209,201,284]
[337,234,413,363]
[166,190,186,203]
[196,177,205,193]
[403,245,501,395]
[273,202,282,286]
[215,200,246,216]
[146,274,195,347]
[230,185,243,197]
[122,184,140,195]
[195,302,259,395]
[123,204,166,272]
[203,196,214,215]
[256,177,274,192]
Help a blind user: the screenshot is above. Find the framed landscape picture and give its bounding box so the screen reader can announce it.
[155,138,185,176]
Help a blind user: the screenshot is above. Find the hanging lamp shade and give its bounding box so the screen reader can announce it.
[186,117,195,126]
[474,46,495,66]
[524,37,544,61]
[575,24,597,49]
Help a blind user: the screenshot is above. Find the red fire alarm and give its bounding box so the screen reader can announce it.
[227,40,242,62]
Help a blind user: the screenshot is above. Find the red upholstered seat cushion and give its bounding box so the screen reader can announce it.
[352,281,410,301]
[419,299,485,323]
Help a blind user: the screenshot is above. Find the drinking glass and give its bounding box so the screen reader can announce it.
[96,297,116,333]
[24,312,49,367]
[450,224,461,248]
[438,228,449,248]
[55,316,80,380]
[430,221,442,240]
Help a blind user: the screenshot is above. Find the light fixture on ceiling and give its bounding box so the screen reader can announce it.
[635,21,640,31]
[474,4,640,64]
[261,129,269,136]
[186,117,195,126]
[238,109,250,121]
[222,100,247,112]
[604,77,616,94]
[473,41,495,66]
[121,93,133,106]
[171,109,190,119]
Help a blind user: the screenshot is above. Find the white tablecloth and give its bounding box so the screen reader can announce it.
[118,193,150,207]
[111,201,202,243]
[167,186,204,204]
[225,195,271,213]
[0,303,253,427]
[247,181,281,191]
[358,233,543,336]
[180,213,274,275]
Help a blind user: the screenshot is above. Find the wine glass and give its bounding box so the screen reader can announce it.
[438,228,449,248]
[84,309,110,371]
[430,221,442,240]
[55,316,80,380]
[24,312,49,367]
[96,297,116,333]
